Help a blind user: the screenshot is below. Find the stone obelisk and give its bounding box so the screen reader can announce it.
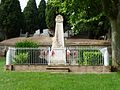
[50,15,66,65]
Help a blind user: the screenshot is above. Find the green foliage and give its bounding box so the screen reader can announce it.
[38,0,47,33]
[46,0,110,38]
[46,0,71,32]
[15,40,39,64]
[13,52,28,64]
[77,49,103,65]
[46,1,57,30]
[66,0,109,37]
[0,32,5,41]
[83,51,103,65]
[15,40,39,48]
[109,57,112,66]
[0,0,24,39]
[0,57,5,71]
[23,0,39,34]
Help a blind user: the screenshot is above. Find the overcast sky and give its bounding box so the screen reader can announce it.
[19,0,47,11]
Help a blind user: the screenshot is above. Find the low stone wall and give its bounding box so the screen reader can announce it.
[68,66,111,72]
[6,65,111,73]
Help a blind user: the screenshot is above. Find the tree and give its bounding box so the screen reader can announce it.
[63,0,109,38]
[63,0,120,69]
[46,0,71,34]
[0,0,23,39]
[46,0,57,31]
[38,0,47,33]
[23,0,38,34]
[101,0,120,69]
[46,0,109,38]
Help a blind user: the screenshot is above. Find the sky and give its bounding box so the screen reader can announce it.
[19,0,47,11]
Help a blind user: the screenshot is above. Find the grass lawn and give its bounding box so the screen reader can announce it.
[0,57,120,90]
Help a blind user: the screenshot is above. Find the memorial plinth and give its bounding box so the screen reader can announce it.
[50,15,66,65]
[50,48,66,65]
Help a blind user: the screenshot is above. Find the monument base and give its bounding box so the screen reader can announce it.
[50,48,66,65]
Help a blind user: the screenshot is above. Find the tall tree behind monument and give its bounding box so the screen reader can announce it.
[23,0,39,34]
[46,0,57,32]
[38,0,47,33]
[0,0,24,39]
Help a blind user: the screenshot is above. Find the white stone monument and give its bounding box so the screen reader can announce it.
[50,15,66,65]
[41,29,49,36]
[33,29,40,36]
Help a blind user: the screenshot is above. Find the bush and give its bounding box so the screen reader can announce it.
[15,40,39,48]
[13,52,28,64]
[77,49,103,65]
[83,51,103,65]
[14,40,39,64]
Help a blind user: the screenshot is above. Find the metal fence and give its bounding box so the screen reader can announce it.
[6,46,109,66]
[66,47,104,66]
[6,47,49,65]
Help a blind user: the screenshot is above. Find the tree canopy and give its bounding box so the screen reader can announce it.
[46,0,109,38]
[0,0,23,39]
[38,0,47,33]
[45,0,57,31]
[46,0,72,33]
[23,0,38,34]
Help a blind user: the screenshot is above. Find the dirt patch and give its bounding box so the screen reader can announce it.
[0,36,111,46]
[0,36,52,46]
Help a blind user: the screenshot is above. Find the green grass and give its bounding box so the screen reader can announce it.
[0,57,120,90]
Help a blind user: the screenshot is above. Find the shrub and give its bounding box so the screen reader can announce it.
[13,52,28,64]
[14,40,39,64]
[83,51,103,65]
[76,49,103,65]
[15,40,39,48]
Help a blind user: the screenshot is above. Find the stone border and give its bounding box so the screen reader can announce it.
[5,65,111,73]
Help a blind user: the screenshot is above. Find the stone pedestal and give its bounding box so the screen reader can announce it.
[50,48,66,65]
[50,15,66,65]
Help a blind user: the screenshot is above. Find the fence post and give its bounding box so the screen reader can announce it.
[64,48,67,65]
[6,47,16,65]
[100,47,109,66]
[6,47,12,65]
[104,48,109,66]
[48,47,51,65]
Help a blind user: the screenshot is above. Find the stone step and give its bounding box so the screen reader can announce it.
[46,66,70,72]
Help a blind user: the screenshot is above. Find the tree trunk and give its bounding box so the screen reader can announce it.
[110,15,120,69]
